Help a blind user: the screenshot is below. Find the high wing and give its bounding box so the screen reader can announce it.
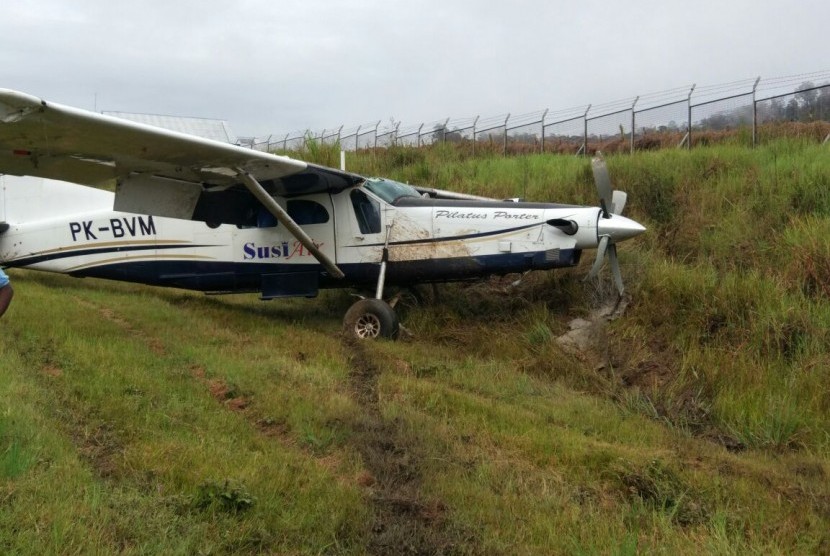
[0,88,361,277]
[0,88,362,200]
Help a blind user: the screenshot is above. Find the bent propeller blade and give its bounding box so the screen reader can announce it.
[608,243,624,296]
[586,235,610,280]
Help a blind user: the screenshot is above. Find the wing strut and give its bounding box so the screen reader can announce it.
[235,168,345,279]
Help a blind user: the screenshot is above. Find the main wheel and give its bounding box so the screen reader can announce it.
[343,299,399,340]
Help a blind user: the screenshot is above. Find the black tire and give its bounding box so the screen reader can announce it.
[343,299,399,340]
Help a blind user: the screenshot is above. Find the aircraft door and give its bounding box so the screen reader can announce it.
[333,187,389,265]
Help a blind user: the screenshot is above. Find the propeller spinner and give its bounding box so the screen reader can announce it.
[585,154,646,297]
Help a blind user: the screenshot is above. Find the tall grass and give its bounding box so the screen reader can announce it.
[339,140,830,449]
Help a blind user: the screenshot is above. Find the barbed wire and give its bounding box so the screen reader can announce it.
[249,71,828,147]
[243,71,830,153]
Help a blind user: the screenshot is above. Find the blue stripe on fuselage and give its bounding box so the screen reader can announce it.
[37,249,580,294]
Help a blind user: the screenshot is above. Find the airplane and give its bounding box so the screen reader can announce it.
[0,88,645,340]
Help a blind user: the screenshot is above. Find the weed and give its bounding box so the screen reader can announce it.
[526,320,554,349]
[0,437,37,479]
[191,480,255,514]
[296,134,342,168]
[776,216,830,299]
[612,458,708,527]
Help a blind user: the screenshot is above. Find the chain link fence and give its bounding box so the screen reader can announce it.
[242,71,830,155]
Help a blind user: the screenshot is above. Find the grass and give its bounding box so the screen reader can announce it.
[1,138,829,553]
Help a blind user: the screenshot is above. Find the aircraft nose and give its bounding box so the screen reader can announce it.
[596,214,646,243]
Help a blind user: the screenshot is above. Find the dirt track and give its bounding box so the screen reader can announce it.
[344,337,465,555]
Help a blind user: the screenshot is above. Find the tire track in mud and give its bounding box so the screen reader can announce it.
[343,337,467,555]
[11,329,126,481]
[34,296,176,482]
[186,333,471,553]
[50,294,465,551]
[72,295,167,357]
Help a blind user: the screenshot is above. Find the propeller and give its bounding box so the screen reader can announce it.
[585,153,644,297]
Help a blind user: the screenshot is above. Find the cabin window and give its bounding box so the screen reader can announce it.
[256,209,278,228]
[235,207,278,229]
[236,199,330,229]
[287,200,330,225]
[350,189,381,234]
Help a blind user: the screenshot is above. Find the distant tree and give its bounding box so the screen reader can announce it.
[445,128,463,143]
[817,85,830,120]
[784,98,800,121]
[431,123,465,143]
[777,81,830,122]
[758,97,785,123]
[508,132,539,144]
[795,82,818,116]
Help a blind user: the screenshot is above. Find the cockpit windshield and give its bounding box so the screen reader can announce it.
[363,177,421,205]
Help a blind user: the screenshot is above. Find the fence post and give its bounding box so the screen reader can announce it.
[752,76,761,147]
[540,108,549,154]
[582,105,591,156]
[687,84,696,150]
[472,115,479,155]
[373,120,380,150]
[416,123,423,148]
[502,113,510,155]
[283,133,289,152]
[394,121,400,147]
[630,96,639,154]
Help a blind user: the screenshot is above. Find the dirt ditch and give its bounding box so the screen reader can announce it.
[343,337,467,555]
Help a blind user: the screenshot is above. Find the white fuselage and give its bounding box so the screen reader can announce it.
[0,177,608,298]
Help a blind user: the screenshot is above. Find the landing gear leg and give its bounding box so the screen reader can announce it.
[343,224,401,340]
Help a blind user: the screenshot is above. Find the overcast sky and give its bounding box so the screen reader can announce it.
[2,0,827,138]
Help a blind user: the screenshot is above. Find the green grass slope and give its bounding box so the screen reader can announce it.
[0,139,828,554]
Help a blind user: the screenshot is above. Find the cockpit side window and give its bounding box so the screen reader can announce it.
[350,189,381,234]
